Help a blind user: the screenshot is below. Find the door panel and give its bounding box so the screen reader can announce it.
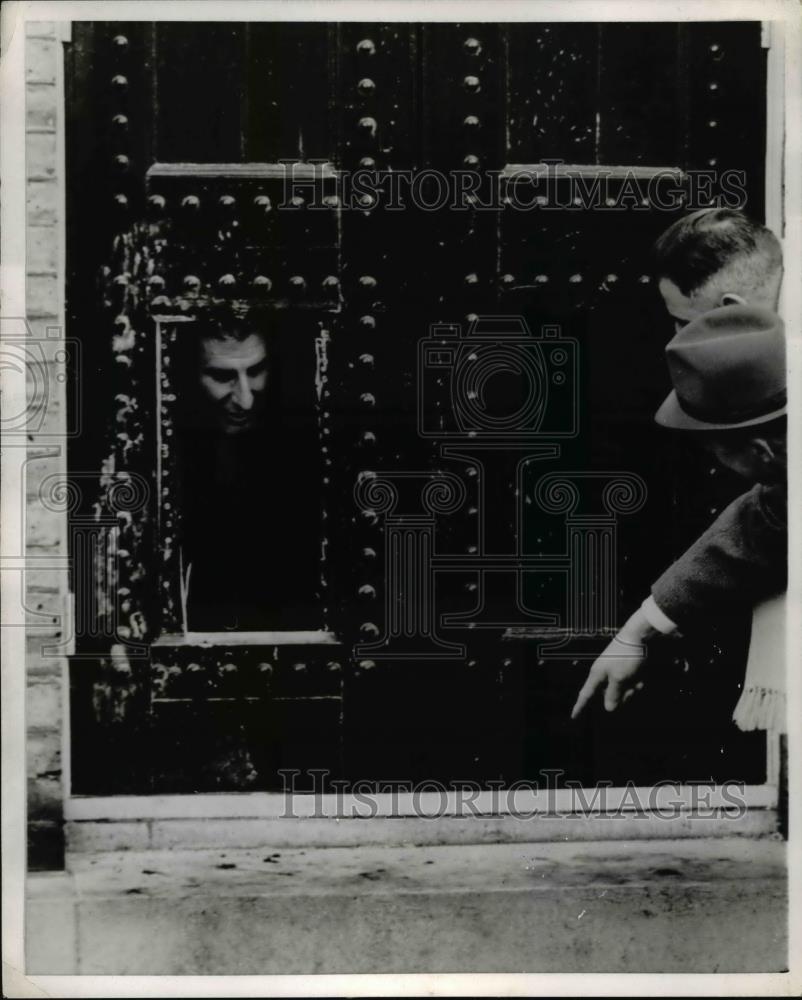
[67,20,769,793]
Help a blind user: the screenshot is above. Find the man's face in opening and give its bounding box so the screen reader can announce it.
[198,333,268,435]
[657,277,747,336]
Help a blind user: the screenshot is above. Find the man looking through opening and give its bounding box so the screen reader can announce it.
[176,312,320,632]
[197,328,269,436]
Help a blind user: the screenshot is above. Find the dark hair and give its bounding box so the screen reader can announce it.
[191,303,275,344]
[654,209,782,296]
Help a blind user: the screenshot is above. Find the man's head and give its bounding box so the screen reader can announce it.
[654,209,783,333]
[697,417,786,483]
[655,305,786,483]
[195,319,270,435]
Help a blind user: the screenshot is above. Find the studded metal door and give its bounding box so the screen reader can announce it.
[66,21,768,794]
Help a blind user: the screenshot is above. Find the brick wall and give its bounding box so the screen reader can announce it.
[26,21,69,871]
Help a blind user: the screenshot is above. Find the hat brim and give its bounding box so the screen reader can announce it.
[655,389,787,431]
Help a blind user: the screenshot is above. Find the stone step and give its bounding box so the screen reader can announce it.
[27,837,786,975]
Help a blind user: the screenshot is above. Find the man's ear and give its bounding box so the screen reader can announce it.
[750,436,776,464]
[719,292,747,307]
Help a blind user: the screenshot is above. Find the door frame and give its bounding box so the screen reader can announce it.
[51,15,789,840]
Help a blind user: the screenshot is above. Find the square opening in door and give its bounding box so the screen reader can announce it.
[169,308,324,632]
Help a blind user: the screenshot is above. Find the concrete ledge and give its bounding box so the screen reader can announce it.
[27,837,787,975]
[65,803,780,852]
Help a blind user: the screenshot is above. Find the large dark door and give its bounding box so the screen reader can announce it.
[66,21,768,793]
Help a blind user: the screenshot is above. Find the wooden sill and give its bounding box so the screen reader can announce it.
[152,630,339,648]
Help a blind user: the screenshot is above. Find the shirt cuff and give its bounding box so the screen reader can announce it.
[640,595,679,635]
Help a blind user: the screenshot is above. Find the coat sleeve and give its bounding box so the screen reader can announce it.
[650,480,787,630]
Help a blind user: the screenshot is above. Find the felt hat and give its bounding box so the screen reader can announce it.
[655,304,786,430]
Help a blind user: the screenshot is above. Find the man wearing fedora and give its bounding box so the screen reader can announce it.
[572,259,787,720]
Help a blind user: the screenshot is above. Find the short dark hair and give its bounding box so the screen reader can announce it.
[654,209,782,297]
[192,303,274,345]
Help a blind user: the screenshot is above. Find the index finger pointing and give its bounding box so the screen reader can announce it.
[571,670,604,720]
